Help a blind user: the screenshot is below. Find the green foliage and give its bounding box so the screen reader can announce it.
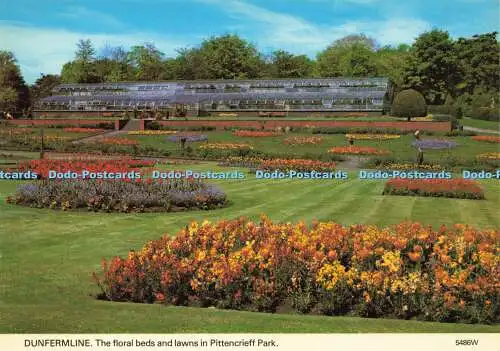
[30,74,61,102]
[0,51,30,114]
[270,50,313,78]
[390,89,427,118]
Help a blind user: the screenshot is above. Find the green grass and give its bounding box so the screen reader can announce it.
[125,131,499,162]
[461,118,500,131]
[0,164,499,333]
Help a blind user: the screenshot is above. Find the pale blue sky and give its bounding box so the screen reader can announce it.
[0,0,498,83]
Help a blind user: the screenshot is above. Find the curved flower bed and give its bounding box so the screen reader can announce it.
[167,134,208,143]
[471,136,500,143]
[412,140,457,149]
[258,159,336,172]
[375,163,443,171]
[233,130,281,137]
[101,138,138,146]
[63,127,106,133]
[7,179,227,212]
[284,136,323,145]
[477,153,500,160]
[383,179,484,199]
[93,217,498,323]
[128,130,178,135]
[199,143,253,150]
[218,156,265,168]
[328,146,389,155]
[345,134,400,140]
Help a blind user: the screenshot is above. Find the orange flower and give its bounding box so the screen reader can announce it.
[408,251,422,262]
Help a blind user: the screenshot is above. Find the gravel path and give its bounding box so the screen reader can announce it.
[463,126,500,135]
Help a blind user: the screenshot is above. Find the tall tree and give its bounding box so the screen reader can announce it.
[0,51,30,114]
[61,39,99,83]
[402,30,458,104]
[316,34,378,77]
[31,74,61,101]
[128,43,165,81]
[270,50,313,78]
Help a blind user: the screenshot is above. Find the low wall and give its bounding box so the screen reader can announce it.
[155,120,452,132]
[6,119,119,130]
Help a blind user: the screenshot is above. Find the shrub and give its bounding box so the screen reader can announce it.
[391,89,427,119]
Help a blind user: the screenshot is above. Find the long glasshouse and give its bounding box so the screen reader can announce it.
[36,78,392,116]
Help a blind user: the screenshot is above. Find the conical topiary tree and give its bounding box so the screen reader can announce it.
[391,89,427,121]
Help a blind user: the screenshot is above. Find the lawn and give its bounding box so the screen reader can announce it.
[125,131,499,162]
[0,163,499,333]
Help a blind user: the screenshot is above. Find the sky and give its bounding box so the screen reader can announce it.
[1,0,498,84]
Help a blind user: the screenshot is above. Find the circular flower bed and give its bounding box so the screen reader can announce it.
[345,133,400,140]
[7,179,227,212]
[477,152,500,160]
[94,217,498,323]
[412,139,457,149]
[328,146,389,155]
[167,134,208,143]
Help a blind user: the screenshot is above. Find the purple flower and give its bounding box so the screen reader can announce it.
[412,139,457,149]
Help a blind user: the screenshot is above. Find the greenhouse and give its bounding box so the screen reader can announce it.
[36,78,391,115]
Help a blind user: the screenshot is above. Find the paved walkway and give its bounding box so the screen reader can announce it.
[463,126,500,135]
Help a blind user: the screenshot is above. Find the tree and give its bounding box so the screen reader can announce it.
[0,51,30,114]
[316,34,378,77]
[391,89,427,120]
[196,34,265,79]
[402,30,458,104]
[128,43,165,81]
[61,39,99,83]
[270,50,313,78]
[31,74,61,101]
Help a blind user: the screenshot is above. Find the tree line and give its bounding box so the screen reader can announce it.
[0,30,498,118]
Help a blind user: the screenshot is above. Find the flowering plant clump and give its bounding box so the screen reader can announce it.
[199,143,253,150]
[284,136,323,145]
[167,134,208,143]
[383,179,484,200]
[93,217,499,323]
[477,153,500,160]
[63,127,106,133]
[412,140,458,149]
[7,179,227,212]
[345,134,400,140]
[128,130,178,135]
[101,138,138,146]
[233,130,281,137]
[16,159,154,179]
[218,156,265,168]
[471,136,500,143]
[258,159,336,172]
[328,146,390,155]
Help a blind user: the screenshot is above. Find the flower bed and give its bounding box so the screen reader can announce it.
[218,156,265,168]
[233,130,282,137]
[101,138,139,146]
[471,136,500,143]
[7,179,227,212]
[128,130,178,135]
[93,217,498,323]
[16,159,155,179]
[167,134,208,143]
[328,146,389,155]
[284,136,323,145]
[383,179,484,200]
[199,143,253,150]
[477,153,500,160]
[345,134,400,140]
[258,159,336,172]
[375,163,444,171]
[63,127,106,133]
[412,140,458,149]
